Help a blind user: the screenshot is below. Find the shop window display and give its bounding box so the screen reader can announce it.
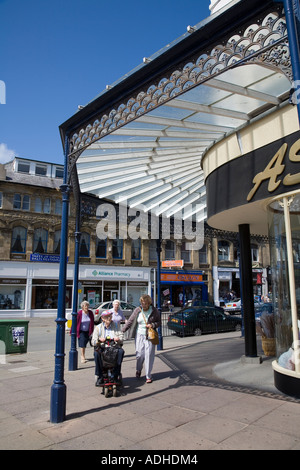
[31,285,72,309]
[268,192,300,373]
[0,286,25,309]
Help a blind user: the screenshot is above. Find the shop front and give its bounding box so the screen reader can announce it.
[160,269,208,309]
[79,267,151,307]
[0,261,151,317]
[202,104,300,396]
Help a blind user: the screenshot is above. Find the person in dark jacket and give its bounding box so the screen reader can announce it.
[77,300,94,363]
[122,294,160,383]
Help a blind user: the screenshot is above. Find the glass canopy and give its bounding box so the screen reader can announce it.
[76,63,290,222]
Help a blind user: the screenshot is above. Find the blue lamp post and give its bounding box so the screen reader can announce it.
[50,136,70,423]
[69,207,81,371]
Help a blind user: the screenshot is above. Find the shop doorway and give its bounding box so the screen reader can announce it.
[103,290,119,302]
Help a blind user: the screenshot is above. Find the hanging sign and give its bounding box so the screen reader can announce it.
[162,260,184,268]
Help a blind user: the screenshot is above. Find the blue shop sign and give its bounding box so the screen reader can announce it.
[30,254,68,263]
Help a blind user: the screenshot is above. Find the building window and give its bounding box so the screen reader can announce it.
[34,197,42,212]
[96,238,106,258]
[22,195,30,211]
[131,239,141,260]
[43,197,51,214]
[55,167,64,178]
[218,240,230,261]
[113,238,123,259]
[35,164,47,176]
[13,194,21,209]
[79,232,90,257]
[55,199,62,215]
[199,244,207,264]
[35,197,51,214]
[54,230,61,254]
[13,194,30,211]
[251,244,259,263]
[17,161,30,173]
[149,239,157,261]
[165,240,175,259]
[11,226,27,253]
[33,228,48,253]
[181,242,190,262]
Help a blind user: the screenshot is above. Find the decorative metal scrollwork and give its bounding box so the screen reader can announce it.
[68,7,290,159]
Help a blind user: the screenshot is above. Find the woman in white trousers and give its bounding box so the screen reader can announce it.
[122,294,161,383]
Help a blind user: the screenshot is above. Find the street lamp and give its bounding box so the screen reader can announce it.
[50,136,70,423]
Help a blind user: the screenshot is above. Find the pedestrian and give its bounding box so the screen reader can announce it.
[109,299,126,325]
[77,300,94,364]
[122,294,160,383]
[92,310,124,386]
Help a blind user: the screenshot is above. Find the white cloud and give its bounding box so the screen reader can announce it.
[0,143,17,163]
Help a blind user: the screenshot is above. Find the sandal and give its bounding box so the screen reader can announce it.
[146,378,152,383]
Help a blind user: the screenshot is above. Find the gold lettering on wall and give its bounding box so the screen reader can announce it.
[283,139,300,186]
[247,139,300,202]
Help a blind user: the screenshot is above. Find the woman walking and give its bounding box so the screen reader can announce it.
[109,299,125,325]
[76,300,94,363]
[122,294,160,383]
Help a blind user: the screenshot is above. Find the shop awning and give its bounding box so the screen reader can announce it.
[59,0,292,222]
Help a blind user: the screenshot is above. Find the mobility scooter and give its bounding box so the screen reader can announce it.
[98,337,123,398]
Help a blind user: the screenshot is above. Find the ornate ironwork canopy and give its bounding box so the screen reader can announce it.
[59,0,292,222]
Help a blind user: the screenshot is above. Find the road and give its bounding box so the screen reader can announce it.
[161,336,246,383]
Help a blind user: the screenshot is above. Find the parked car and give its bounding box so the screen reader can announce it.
[167,306,242,336]
[223,298,241,314]
[94,301,137,324]
[185,299,225,312]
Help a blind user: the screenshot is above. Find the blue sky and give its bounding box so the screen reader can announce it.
[0,0,210,165]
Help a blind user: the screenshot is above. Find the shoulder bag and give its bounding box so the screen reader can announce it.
[141,311,159,345]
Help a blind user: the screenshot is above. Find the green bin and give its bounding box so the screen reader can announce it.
[0,319,29,354]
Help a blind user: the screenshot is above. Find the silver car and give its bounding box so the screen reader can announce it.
[224,298,241,314]
[94,301,137,324]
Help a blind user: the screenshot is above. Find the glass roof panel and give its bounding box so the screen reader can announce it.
[146,105,193,120]
[216,64,275,88]
[176,85,231,106]
[248,72,290,96]
[215,94,265,114]
[185,112,242,128]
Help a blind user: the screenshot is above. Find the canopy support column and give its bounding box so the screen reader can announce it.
[239,224,258,359]
[156,236,163,351]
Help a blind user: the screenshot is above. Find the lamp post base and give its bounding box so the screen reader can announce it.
[69,349,78,371]
[50,383,67,423]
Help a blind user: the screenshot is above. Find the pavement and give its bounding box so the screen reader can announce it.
[0,318,300,451]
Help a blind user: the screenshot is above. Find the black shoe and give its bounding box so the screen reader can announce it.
[95,377,104,386]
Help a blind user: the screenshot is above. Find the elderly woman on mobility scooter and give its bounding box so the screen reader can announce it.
[92,310,124,387]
